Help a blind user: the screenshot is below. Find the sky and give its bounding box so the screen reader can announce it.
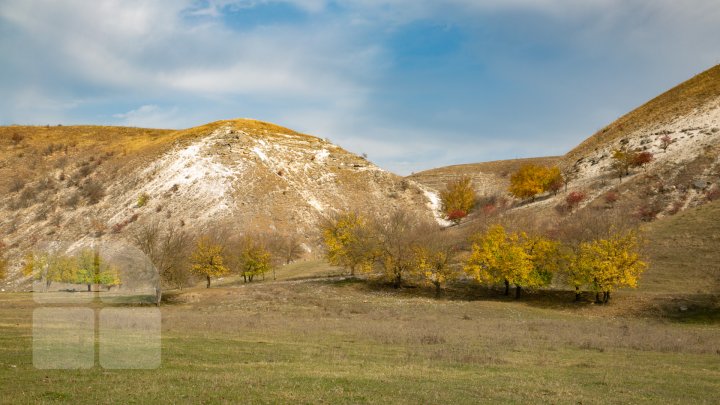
[1,1,720,175]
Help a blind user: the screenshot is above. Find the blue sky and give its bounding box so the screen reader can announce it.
[1,1,719,174]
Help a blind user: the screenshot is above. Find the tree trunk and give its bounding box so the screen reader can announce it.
[435,282,441,297]
[206,275,211,288]
[87,284,92,292]
[595,291,602,304]
[574,286,581,302]
[504,279,510,296]
[393,272,402,289]
[515,285,522,299]
[243,275,247,283]
[350,265,355,277]
[603,291,610,304]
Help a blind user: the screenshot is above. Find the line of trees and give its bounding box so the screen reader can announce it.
[321,208,647,303]
[22,248,122,291]
[131,222,305,290]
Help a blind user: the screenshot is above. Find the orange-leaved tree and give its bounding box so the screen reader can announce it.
[509,164,563,201]
[440,176,476,224]
[190,236,229,288]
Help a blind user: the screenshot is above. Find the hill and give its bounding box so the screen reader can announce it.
[410,65,720,225]
[407,156,561,197]
[0,119,440,288]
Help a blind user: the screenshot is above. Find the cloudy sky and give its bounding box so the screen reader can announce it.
[1,1,719,174]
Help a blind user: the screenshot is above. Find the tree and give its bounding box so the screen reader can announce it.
[440,177,476,223]
[373,209,428,288]
[23,249,120,291]
[74,249,121,291]
[269,233,304,265]
[132,222,193,292]
[546,169,564,196]
[414,227,457,296]
[230,236,272,283]
[581,229,646,304]
[464,225,559,298]
[633,151,654,172]
[509,164,563,201]
[611,149,638,180]
[321,211,376,276]
[464,225,529,297]
[660,135,674,151]
[190,236,229,288]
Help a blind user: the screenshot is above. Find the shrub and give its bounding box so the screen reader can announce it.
[604,191,620,206]
[137,193,150,208]
[707,186,720,201]
[82,180,105,205]
[11,132,23,145]
[9,178,25,193]
[447,209,467,223]
[637,204,662,222]
[566,191,586,211]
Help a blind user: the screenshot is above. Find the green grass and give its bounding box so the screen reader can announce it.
[2,276,719,404]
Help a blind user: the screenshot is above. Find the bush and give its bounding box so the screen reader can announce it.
[9,178,25,193]
[440,177,476,222]
[82,180,105,205]
[137,193,150,208]
[566,191,586,211]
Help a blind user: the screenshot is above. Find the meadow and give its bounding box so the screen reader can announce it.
[1,260,719,404]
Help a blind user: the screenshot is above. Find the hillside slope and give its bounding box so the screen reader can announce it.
[408,156,561,197]
[0,119,439,288]
[409,65,720,224]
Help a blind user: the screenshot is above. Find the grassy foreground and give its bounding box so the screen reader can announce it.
[1,263,719,404]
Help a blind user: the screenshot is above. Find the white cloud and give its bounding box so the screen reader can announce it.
[113,105,180,128]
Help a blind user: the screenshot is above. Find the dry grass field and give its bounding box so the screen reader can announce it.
[1,255,719,404]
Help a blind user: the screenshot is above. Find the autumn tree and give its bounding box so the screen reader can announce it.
[509,164,564,201]
[611,149,638,180]
[465,225,559,298]
[633,151,654,172]
[23,249,120,292]
[440,176,476,223]
[132,222,193,290]
[229,236,272,283]
[414,226,457,296]
[190,236,229,288]
[321,211,376,276]
[555,210,642,302]
[580,229,646,303]
[74,249,122,291]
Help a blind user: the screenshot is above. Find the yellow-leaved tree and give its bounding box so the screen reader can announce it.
[440,176,476,224]
[23,249,120,292]
[580,229,646,304]
[414,228,457,295]
[321,211,375,276]
[465,225,559,298]
[509,164,564,201]
[231,236,272,283]
[190,236,229,288]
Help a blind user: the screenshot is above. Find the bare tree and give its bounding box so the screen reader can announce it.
[131,221,193,297]
[372,208,430,288]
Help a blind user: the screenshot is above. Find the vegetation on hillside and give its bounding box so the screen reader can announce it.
[439,176,476,223]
